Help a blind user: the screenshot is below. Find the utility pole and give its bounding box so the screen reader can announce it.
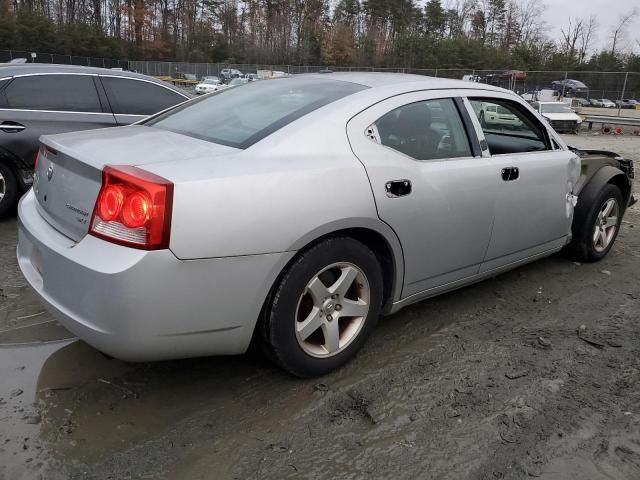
[561,70,568,99]
[617,71,628,117]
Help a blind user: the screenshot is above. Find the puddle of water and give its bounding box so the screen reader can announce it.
[0,339,74,480]
[0,309,306,479]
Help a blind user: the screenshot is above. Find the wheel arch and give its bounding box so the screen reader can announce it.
[285,218,404,312]
[256,218,405,344]
[573,165,631,240]
[0,146,30,191]
[252,219,405,354]
[578,165,631,209]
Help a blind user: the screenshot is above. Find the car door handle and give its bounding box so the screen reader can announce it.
[0,121,26,133]
[385,180,412,198]
[501,167,519,181]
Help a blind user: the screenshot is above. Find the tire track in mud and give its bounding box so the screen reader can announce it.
[48,209,640,480]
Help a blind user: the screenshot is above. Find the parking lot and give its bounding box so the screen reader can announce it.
[0,133,639,480]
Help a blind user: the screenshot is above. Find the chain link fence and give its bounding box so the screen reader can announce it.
[3,50,640,112]
[130,61,639,99]
[0,49,128,69]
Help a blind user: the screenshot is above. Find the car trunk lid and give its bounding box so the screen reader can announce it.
[34,125,239,242]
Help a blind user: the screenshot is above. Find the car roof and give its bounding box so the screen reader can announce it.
[0,63,190,97]
[0,63,173,83]
[297,72,507,92]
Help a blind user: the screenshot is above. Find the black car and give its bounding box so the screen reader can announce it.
[0,64,191,217]
[615,99,639,109]
[551,79,588,94]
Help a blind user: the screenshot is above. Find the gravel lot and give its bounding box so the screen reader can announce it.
[1,134,639,480]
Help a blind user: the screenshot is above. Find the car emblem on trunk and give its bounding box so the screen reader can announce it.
[47,166,54,181]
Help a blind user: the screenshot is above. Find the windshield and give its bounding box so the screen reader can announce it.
[202,79,218,85]
[146,78,366,149]
[541,104,572,114]
[229,78,246,86]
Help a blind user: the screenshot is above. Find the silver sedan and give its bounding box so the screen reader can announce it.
[17,73,630,377]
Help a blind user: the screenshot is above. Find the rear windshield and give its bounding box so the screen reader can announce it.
[145,78,366,149]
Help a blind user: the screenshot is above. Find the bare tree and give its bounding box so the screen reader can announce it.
[577,15,597,64]
[560,17,583,58]
[610,8,638,56]
[517,0,547,45]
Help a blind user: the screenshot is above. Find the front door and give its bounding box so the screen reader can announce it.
[347,91,496,299]
[467,96,579,271]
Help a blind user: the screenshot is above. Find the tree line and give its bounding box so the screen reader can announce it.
[1,0,639,71]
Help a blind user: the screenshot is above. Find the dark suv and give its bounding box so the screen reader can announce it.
[0,64,190,217]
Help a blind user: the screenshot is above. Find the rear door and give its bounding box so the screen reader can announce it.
[99,76,188,125]
[347,90,496,298]
[467,95,580,271]
[0,73,116,168]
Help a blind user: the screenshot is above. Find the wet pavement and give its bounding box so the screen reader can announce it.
[1,134,640,480]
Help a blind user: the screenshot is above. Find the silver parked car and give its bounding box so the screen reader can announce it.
[17,74,635,377]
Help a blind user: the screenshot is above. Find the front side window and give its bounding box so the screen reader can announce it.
[470,98,549,155]
[370,98,472,161]
[4,74,102,112]
[101,77,186,116]
[146,78,366,149]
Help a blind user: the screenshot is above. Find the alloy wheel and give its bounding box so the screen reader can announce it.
[294,262,370,358]
[593,198,619,253]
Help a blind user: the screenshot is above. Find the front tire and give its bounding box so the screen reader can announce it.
[0,162,19,219]
[263,237,383,377]
[567,184,624,262]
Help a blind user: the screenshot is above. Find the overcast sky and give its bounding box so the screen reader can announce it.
[541,1,639,53]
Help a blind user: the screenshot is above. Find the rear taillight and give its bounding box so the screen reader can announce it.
[34,149,41,171]
[89,166,173,250]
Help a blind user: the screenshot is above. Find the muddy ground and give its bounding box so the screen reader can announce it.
[1,134,639,480]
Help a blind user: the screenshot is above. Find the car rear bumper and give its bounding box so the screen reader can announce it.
[17,189,294,361]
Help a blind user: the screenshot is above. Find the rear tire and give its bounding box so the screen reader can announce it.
[263,237,383,378]
[0,162,19,219]
[566,184,624,262]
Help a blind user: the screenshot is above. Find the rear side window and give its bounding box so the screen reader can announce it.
[146,78,366,149]
[371,98,472,161]
[469,98,549,154]
[4,75,102,112]
[101,77,186,116]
